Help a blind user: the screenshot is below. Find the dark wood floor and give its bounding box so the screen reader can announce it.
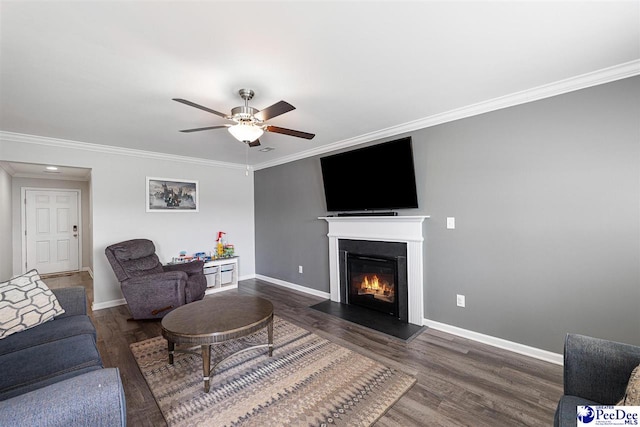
[45,272,563,426]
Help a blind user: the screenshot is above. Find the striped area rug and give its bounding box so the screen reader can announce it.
[130,316,416,426]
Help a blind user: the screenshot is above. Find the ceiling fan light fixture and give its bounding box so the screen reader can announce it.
[228,123,264,143]
[174,89,314,144]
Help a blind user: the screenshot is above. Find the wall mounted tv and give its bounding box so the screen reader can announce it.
[320,137,419,213]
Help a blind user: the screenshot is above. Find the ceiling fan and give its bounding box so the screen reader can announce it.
[173,89,315,147]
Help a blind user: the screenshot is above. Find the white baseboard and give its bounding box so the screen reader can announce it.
[240,275,563,365]
[92,275,261,310]
[254,274,331,299]
[205,283,238,295]
[82,266,94,279]
[423,319,563,365]
[92,298,126,311]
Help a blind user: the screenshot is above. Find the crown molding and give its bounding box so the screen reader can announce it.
[254,59,640,170]
[0,161,16,175]
[2,60,638,172]
[0,131,251,171]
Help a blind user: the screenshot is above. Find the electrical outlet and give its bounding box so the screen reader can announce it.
[447,217,456,229]
[298,265,303,274]
[456,294,466,308]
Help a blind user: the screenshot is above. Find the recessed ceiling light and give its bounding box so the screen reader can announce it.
[258,147,275,152]
[45,166,58,171]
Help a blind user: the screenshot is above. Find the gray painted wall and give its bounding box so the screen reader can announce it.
[255,158,329,291]
[254,76,640,353]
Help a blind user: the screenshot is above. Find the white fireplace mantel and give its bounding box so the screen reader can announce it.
[319,215,429,326]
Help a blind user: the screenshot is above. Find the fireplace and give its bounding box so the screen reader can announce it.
[339,239,408,323]
[321,215,427,326]
[347,254,398,316]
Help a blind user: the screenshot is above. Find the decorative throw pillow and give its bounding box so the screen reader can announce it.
[0,269,65,339]
[617,364,640,406]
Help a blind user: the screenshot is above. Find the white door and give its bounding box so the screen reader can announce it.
[25,190,80,274]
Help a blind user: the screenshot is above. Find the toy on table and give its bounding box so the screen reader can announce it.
[216,231,226,257]
[172,251,192,263]
[223,244,234,258]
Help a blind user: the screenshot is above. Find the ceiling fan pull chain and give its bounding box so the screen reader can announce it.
[245,143,249,176]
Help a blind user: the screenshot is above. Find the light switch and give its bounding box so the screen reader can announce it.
[447,217,455,229]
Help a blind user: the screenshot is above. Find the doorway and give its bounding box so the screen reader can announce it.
[22,188,81,274]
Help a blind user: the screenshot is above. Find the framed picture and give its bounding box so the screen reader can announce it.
[146,177,199,212]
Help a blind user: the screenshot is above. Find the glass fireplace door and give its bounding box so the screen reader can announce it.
[347,254,399,317]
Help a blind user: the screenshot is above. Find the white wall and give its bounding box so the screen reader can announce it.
[10,177,91,275]
[1,135,255,307]
[0,165,12,280]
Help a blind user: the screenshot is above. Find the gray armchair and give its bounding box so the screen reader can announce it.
[554,334,640,426]
[105,239,207,319]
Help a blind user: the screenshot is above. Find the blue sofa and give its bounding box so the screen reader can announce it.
[0,286,126,426]
[554,334,640,427]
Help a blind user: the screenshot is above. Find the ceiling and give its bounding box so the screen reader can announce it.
[1,1,638,171]
[0,161,91,181]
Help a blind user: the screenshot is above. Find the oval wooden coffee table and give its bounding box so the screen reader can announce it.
[161,295,274,392]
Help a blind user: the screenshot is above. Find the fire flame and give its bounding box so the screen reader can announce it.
[362,275,383,291]
[357,274,394,302]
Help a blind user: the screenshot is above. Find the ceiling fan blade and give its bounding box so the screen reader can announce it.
[254,101,295,121]
[179,125,230,133]
[265,125,315,140]
[248,139,261,147]
[173,98,228,119]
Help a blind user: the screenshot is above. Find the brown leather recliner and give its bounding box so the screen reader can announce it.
[105,239,207,319]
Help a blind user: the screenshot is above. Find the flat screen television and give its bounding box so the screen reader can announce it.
[320,137,419,212]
